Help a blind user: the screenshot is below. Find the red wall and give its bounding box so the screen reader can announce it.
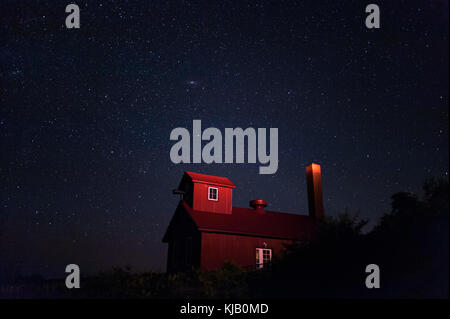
[193,183,233,214]
[200,232,293,270]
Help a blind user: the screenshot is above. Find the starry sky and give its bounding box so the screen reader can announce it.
[0,0,448,280]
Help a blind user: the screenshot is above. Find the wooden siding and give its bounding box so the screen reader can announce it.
[192,183,233,214]
[200,232,294,270]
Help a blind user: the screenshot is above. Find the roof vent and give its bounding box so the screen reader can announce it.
[250,199,267,211]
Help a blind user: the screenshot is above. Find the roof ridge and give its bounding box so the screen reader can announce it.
[184,171,236,188]
[231,206,309,218]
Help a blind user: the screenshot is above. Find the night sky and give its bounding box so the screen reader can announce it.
[0,0,448,280]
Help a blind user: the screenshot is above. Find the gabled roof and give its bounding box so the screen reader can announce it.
[163,201,316,242]
[184,171,236,188]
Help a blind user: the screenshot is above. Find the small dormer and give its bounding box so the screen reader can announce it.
[175,171,235,214]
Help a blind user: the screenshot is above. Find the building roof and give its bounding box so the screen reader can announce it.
[184,171,236,188]
[163,201,316,242]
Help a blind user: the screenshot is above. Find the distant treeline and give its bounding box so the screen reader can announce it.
[1,178,448,299]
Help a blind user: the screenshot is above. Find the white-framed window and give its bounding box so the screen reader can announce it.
[208,187,218,201]
[256,248,272,269]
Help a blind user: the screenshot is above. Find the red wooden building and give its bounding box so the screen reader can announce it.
[162,163,325,272]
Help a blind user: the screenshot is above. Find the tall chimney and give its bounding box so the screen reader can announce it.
[306,163,324,220]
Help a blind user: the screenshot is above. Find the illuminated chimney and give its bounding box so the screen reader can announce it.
[306,163,324,220]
